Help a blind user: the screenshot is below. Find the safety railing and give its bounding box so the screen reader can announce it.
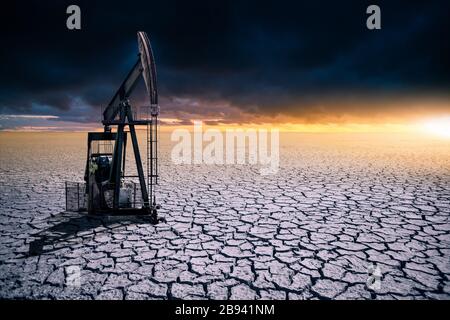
[65,182,88,212]
[65,181,145,212]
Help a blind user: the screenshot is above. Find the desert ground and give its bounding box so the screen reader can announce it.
[0,131,449,299]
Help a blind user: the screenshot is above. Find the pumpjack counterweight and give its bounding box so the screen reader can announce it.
[70,31,161,221]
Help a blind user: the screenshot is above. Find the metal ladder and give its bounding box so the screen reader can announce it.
[146,106,159,208]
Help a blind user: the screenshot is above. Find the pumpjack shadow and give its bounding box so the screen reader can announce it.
[28,212,159,256]
[66,31,163,223]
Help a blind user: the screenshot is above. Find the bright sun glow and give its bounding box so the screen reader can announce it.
[420,116,450,138]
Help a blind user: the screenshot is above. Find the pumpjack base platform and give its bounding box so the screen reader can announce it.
[87,208,163,224]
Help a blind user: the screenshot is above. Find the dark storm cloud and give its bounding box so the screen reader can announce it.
[0,0,449,126]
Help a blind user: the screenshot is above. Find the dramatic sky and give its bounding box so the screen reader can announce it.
[1,0,449,131]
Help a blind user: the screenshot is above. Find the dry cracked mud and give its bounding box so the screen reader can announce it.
[0,132,449,299]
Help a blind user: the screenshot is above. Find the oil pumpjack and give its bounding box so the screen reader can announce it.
[81,31,160,222]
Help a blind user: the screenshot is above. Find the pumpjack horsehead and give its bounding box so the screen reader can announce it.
[84,31,160,223]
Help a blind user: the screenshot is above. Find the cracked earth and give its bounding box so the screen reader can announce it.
[0,132,449,300]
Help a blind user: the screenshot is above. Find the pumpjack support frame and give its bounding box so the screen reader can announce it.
[83,31,160,222]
